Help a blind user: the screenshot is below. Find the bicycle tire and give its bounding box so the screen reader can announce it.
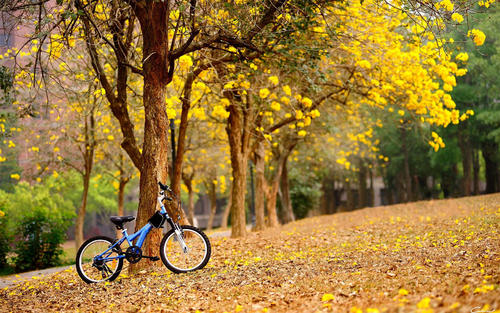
[76,236,123,284]
[160,225,211,273]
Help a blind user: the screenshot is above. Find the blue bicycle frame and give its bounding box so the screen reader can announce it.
[95,192,175,262]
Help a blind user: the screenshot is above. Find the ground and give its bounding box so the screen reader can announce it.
[1,194,499,313]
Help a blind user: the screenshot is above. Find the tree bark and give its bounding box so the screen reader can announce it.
[206,181,217,231]
[458,127,472,196]
[221,183,232,229]
[280,157,295,224]
[182,173,196,225]
[116,176,129,239]
[226,98,251,238]
[400,127,413,202]
[482,140,500,194]
[346,180,354,211]
[472,149,480,195]
[75,171,91,249]
[131,2,172,271]
[357,160,367,208]
[253,142,267,231]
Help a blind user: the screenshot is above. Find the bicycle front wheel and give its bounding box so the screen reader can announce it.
[160,225,211,273]
[75,236,123,284]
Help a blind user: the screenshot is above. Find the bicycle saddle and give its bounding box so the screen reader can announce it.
[110,216,135,229]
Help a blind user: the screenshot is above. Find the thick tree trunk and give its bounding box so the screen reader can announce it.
[253,142,267,231]
[221,183,232,229]
[206,181,217,231]
[265,178,280,227]
[226,100,250,238]
[131,2,172,271]
[279,159,295,224]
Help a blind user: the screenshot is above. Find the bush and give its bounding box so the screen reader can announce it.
[13,208,69,272]
[0,181,74,272]
[0,210,10,268]
[289,166,322,219]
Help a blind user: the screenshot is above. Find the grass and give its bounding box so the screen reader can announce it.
[1,193,499,313]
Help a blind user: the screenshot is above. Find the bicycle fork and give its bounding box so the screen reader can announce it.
[174,224,189,254]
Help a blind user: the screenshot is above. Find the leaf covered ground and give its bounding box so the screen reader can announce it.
[1,194,499,313]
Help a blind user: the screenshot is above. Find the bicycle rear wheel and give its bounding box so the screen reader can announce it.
[160,225,211,273]
[75,236,123,283]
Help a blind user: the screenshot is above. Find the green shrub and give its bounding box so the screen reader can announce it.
[13,208,69,271]
[0,181,74,272]
[0,209,9,268]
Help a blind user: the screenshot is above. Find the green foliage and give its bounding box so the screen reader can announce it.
[13,207,69,271]
[289,165,322,219]
[0,181,75,271]
[0,213,10,268]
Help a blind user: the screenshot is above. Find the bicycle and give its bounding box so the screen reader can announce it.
[75,182,211,283]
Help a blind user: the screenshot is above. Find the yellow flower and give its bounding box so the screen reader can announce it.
[270,101,281,111]
[0,210,5,217]
[178,55,193,71]
[259,88,270,99]
[321,293,335,301]
[451,13,464,23]
[455,52,469,62]
[356,59,372,69]
[468,29,486,46]
[399,288,409,296]
[301,97,313,108]
[268,75,279,86]
[417,297,431,309]
[282,85,292,96]
[298,130,307,137]
[10,173,20,180]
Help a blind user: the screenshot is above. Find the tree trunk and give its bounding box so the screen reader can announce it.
[400,127,412,202]
[226,99,250,238]
[171,70,199,198]
[182,175,195,225]
[75,112,95,250]
[253,142,267,231]
[357,160,367,208]
[116,178,127,239]
[206,181,217,231]
[346,180,354,211]
[369,168,374,207]
[458,127,472,196]
[75,171,91,250]
[131,2,172,271]
[472,149,480,195]
[482,141,500,194]
[221,183,232,229]
[280,158,295,224]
